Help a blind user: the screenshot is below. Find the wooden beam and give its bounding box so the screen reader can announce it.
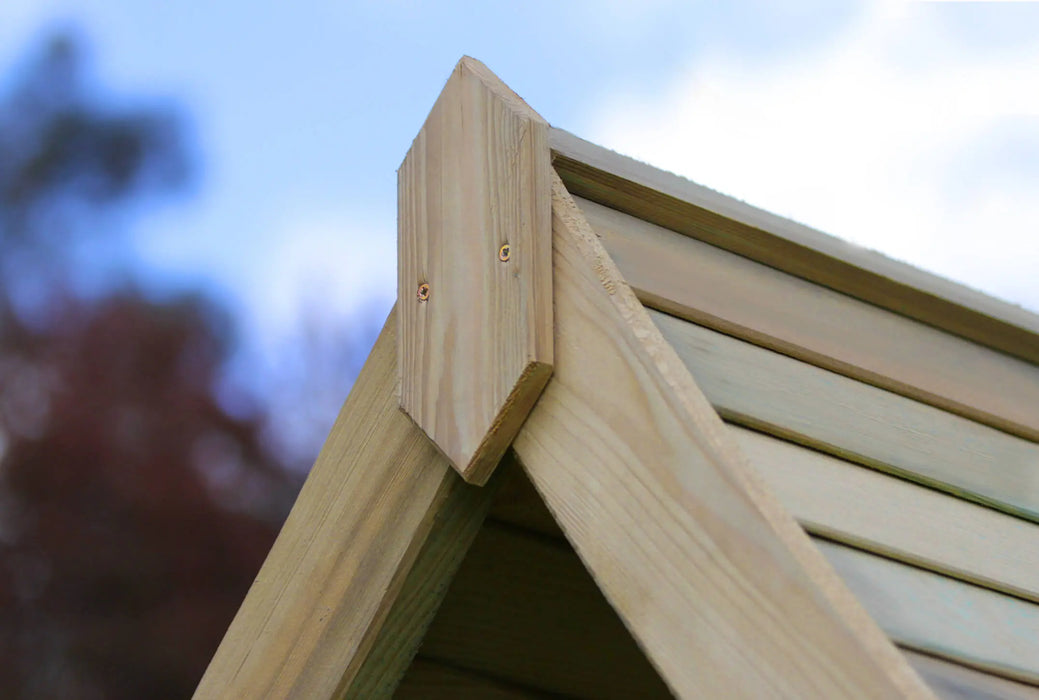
[550,127,1039,366]
[736,425,1039,603]
[398,56,553,485]
[904,651,1039,700]
[511,172,934,698]
[820,540,1039,685]
[195,309,495,699]
[342,459,502,698]
[578,197,1039,443]
[651,308,1039,522]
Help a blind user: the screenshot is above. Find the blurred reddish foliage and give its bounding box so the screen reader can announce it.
[0,295,295,698]
[0,32,299,698]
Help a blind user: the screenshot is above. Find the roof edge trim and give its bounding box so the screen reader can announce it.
[550,127,1039,366]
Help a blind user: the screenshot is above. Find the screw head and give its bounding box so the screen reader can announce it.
[498,243,511,262]
[417,283,430,302]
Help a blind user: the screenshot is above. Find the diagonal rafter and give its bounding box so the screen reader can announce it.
[195,311,498,699]
[510,171,934,698]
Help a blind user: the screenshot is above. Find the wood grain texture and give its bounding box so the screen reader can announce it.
[734,425,1039,602]
[653,309,1039,522]
[343,460,503,699]
[820,540,1039,685]
[398,56,552,485]
[579,197,1039,443]
[482,466,1039,699]
[550,127,1039,366]
[419,521,673,699]
[511,172,932,698]
[904,651,1039,700]
[395,659,552,699]
[482,455,1039,697]
[195,309,490,699]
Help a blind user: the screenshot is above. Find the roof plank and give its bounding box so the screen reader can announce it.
[552,128,1039,366]
[653,308,1039,522]
[735,425,1039,603]
[904,651,1039,700]
[821,540,1039,685]
[580,197,1039,443]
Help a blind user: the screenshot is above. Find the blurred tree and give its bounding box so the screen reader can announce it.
[0,32,188,324]
[0,31,297,699]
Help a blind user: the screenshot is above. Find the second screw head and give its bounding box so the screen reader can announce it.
[498,243,511,262]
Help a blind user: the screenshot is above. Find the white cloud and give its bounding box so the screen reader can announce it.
[586,0,1039,312]
[248,213,396,345]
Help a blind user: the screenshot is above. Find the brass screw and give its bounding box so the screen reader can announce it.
[498,243,511,262]
[417,283,430,302]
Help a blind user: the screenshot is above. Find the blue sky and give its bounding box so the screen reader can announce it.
[2,0,1037,373]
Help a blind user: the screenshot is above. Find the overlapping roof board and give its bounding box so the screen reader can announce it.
[195,57,1039,699]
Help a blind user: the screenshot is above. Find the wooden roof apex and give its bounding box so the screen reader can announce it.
[196,57,1039,699]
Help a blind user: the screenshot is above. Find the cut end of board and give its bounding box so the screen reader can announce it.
[397,57,553,484]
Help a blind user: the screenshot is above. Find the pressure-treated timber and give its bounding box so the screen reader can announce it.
[550,128,1039,367]
[904,651,1039,700]
[511,172,933,698]
[652,309,1039,522]
[199,56,1039,700]
[398,56,553,485]
[418,521,673,699]
[820,540,1039,685]
[343,460,503,698]
[735,425,1039,603]
[493,424,1039,605]
[578,197,1039,443]
[195,309,494,699]
[395,659,550,699]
